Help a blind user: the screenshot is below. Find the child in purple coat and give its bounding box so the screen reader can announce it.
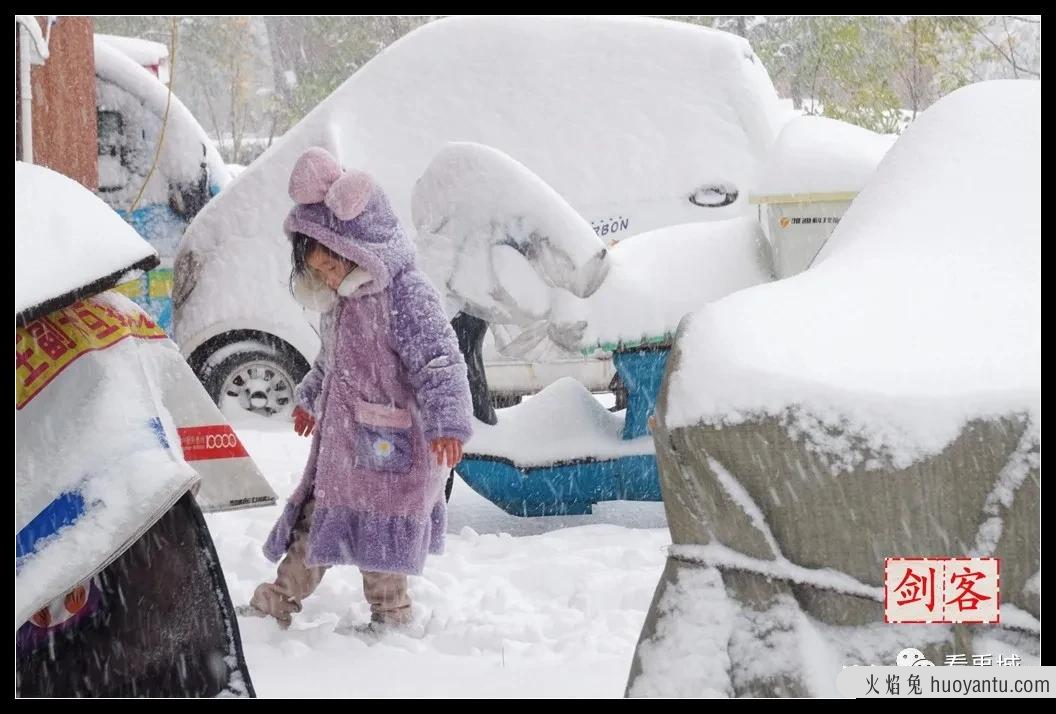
[250,147,473,630]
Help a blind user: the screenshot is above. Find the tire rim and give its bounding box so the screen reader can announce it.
[221,360,296,416]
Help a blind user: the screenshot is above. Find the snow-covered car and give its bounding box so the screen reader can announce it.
[96,32,170,83]
[173,15,787,416]
[93,36,231,333]
[15,162,271,696]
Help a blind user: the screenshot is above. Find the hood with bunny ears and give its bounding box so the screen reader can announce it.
[284,147,416,302]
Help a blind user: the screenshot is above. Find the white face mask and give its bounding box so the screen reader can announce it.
[337,267,374,297]
[292,266,376,312]
[292,271,338,312]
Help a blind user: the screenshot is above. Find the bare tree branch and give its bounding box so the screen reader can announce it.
[1002,15,1020,78]
[965,17,1042,77]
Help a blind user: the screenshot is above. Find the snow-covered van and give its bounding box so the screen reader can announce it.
[173,16,787,416]
[93,36,230,333]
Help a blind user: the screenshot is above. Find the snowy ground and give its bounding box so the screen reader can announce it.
[207,403,672,698]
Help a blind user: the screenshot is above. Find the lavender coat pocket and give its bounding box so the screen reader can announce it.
[353,400,414,474]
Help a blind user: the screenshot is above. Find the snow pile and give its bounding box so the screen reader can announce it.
[666,80,1041,468]
[15,161,156,315]
[754,115,897,197]
[550,218,773,353]
[96,33,168,68]
[465,378,654,465]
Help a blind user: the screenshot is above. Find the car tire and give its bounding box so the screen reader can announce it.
[200,340,307,417]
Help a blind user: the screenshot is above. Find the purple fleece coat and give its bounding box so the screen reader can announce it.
[263,148,473,575]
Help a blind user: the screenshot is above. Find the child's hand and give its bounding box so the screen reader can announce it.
[430,438,463,469]
[292,406,316,437]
